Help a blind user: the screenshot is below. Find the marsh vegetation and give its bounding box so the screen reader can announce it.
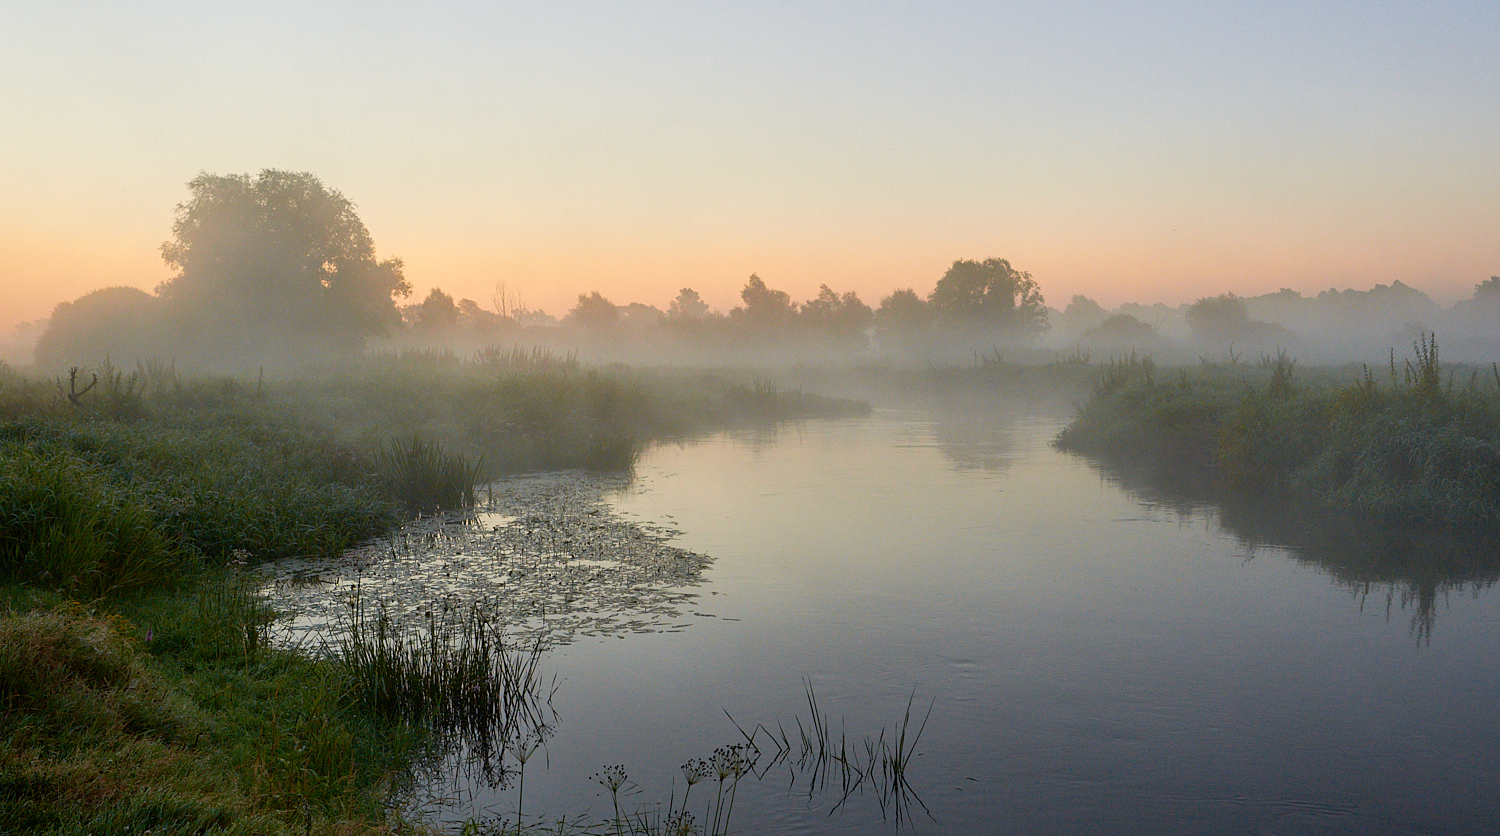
[1055,336,1500,529]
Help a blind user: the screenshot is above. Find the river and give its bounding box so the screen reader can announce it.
[274,401,1500,835]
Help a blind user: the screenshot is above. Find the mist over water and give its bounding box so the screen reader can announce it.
[271,401,1500,835]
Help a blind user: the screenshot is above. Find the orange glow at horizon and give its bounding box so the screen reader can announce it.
[4,212,1497,339]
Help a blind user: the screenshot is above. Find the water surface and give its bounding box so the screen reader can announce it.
[296,404,1500,834]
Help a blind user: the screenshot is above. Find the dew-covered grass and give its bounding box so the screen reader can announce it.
[1055,337,1500,528]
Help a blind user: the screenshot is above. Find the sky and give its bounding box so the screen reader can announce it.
[2,1,1498,333]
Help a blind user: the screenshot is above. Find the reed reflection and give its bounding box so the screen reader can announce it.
[1073,453,1500,641]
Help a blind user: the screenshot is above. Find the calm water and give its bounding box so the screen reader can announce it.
[404,404,1500,834]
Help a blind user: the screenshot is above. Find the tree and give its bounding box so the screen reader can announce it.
[732,274,797,330]
[876,289,929,328]
[413,287,458,332]
[1061,295,1108,334]
[157,170,410,353]
[1184,294,1253,342]
[800,285,873,346]
[666,288,712,321]
[1185,293,1295,346]
[568,291,621,332]
[1080,313,1159,346]
[927,258,1047,335]
[34,286,165,368]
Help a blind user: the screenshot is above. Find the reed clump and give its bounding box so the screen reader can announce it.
[378,435,483,513]
[1056,336,1500,529]
[337,595,554,774]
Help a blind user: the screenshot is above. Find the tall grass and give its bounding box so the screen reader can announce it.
[378,435,484,512]
[1056,335,1500,529]
[338,595,555,780]
[0,444,178,596]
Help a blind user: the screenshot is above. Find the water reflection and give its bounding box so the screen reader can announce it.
[1073,452,1500,640]
[926,405,1021,472]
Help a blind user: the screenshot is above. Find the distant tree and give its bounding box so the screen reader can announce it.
[666,287,712,321]
[801,285,873,348]
[1080,313,1158,346]
[34,286,164,368]
[156,170,409,353]
[731,274,798,331]
[876,288,930,328]
[1061,295,1108,333]
[619,302,664,330]
[1475,276,1500,301]
[1184,294,1257,343]
[927,258,1047,336]
[568,291,621,332]
[1186,293,1295,346]
[413,287,459,332]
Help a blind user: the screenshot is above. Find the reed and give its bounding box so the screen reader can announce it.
[336,594,555,776]
[1057,335,1500,529]
[378,434,484,512]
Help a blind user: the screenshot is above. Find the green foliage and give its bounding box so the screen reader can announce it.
[0,416,395,574]
[0,597,423,835]
[1057,337,1500,528]
[0,445,178,596]
[378,435,482,513]
[927,258,1047,335]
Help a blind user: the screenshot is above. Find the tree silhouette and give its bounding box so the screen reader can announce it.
[733,274,798,331]
[666,288,712,321]
[800,285,873,347]
[568,291,621,333]
[413,287,459,332]
[927,258,1046,336]
[157,169,410,354]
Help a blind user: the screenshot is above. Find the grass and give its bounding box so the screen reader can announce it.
[1055,336,1500,529]
[0,580,429,835]
[337,594,555,779]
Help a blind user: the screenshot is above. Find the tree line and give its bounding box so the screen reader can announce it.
[30,169,1500,369]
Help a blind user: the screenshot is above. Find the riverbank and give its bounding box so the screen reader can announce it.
[0,355,869,834]
[1054,339,1500,529]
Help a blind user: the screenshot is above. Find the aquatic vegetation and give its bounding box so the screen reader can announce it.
[732,679,933,826]
[379,435,483,513]
[452,681,932,836]
[266,472,713,651]
[337,593,555,789]
[1056,337,1500,529]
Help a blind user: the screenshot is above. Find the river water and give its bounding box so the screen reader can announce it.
[278,402,1500,834]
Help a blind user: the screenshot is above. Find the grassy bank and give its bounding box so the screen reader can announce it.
[0,352,872,834]
[1055,340,1500,529]
[0,377,423,833]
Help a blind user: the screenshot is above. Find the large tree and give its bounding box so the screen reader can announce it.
[927,258,1047,336]
[157,170,410,352]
